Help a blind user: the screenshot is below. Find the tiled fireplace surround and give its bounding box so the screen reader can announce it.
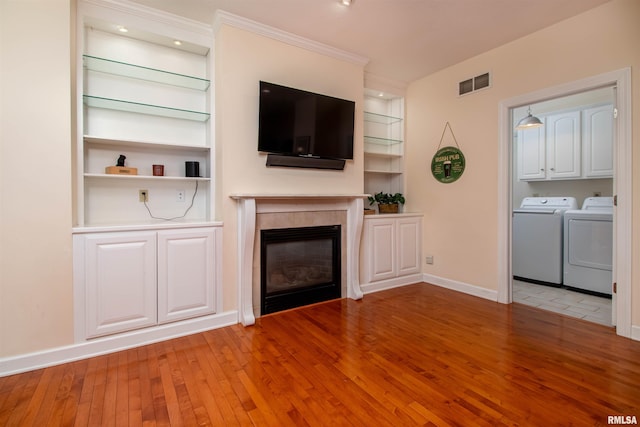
[231,194,367,325]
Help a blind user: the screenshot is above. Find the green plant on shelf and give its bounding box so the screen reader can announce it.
[368,192,405,214]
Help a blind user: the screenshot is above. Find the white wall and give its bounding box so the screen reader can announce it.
[406,0,640,321]
[214,24,365,310]
[0,0,74,357]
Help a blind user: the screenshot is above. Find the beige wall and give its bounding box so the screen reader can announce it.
[406,0,639,321]
[0,0,74,357]
[215,25,365,310]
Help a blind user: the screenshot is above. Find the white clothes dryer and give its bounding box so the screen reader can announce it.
[563,197,613,295]
[512,197,578,285]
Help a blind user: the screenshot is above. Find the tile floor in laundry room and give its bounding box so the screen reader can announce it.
[513,279,612,327]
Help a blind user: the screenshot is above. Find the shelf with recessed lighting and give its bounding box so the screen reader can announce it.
[83,55,210,91]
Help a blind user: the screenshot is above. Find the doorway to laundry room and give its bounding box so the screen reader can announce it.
[498,68,632,337]
[511,86,615,326]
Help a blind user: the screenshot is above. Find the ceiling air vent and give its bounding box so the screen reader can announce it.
[458,72,491,96]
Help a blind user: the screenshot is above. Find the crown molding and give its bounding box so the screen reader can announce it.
[213,10,368,67]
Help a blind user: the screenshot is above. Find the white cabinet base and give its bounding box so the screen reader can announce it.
[360,273,424,294]
[360,214,423,293]
[74,224,222,342]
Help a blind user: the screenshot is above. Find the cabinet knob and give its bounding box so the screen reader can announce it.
[550,168,555,171]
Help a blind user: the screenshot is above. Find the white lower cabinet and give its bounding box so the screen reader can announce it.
[360,214,422,290]
[157,228,217,324]
[76,226,220,339]
[84,231,157,338]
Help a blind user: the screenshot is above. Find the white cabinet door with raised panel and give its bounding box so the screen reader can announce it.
[516,126,546,181]
[85,231,157,338]
[362,218,397,283]
[157,227,218,324]
[545,111,581,179]
[582,104,614,178]
[396,217,422,276]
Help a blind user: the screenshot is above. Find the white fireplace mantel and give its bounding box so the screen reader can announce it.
[230,193,368,326]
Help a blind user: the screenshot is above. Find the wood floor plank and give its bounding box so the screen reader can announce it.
[1,283,639,426]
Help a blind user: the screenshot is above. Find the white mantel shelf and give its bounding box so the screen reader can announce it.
[230,193,369,200]
[230,193,367,326]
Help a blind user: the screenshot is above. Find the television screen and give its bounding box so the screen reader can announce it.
[258,81,355,160]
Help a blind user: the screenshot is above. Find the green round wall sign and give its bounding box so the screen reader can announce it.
[431,146,465,183]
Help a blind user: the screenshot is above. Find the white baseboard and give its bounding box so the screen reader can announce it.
[360,273,423,295]
[631,325,640,341]
[422,273,499,302]
[0,310,238,378]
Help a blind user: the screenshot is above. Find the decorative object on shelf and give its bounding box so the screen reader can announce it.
[431,122,465,184]
[368,192,405,214]
[185,161,200,177]
[152,164,164,176]
[105,154,138,175]
[364,208,376,215]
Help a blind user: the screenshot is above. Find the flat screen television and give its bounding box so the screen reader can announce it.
[258,81,355,163]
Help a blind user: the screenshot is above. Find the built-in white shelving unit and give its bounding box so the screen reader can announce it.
[363,91,405,203]
[73,0,224,345]
[76,3,215,227]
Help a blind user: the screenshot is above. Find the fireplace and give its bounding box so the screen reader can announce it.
[260,225,341,314]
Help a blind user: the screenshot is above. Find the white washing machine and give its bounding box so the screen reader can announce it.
[513,197,578,284]
[563,197,613,295]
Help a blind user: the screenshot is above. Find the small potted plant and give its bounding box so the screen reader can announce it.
[368,192,405,214]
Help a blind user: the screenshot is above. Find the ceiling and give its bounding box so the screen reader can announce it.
[129,0,611,86]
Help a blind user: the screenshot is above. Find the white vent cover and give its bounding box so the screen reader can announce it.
[459,72,491,96]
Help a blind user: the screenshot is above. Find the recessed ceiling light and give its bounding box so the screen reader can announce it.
[340,0,353,6]
[378,92,384,97]
[117,25,128,33]
[173,40,182,46]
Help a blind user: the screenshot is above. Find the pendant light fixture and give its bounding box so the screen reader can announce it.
[515,106,543,130]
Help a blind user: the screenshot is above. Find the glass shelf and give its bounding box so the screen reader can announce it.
[364,136,403,145]
[364,111,403,125]
[364,151,402,159]
[83,55,210,91]
[85,173,211,181]
[84,135,210,151]
[364,169,403,175]
[83,95,210,122]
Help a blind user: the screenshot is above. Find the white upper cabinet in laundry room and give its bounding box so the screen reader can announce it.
[516,104,613,182]
[582,104,614,178]
[517,110,581,181]
[545,110,581,179]
[516,125,546,181]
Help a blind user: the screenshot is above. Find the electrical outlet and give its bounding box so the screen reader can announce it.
[176,189,185,202]
[139,189,148,202]
[425,255,434,265]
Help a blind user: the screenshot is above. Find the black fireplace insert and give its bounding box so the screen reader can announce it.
[260,225,341,314]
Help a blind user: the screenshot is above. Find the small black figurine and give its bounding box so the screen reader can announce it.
[116,155,126,167]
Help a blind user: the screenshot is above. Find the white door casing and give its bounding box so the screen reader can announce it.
[498,68,632,338]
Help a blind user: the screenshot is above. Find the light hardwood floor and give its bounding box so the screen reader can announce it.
[1,283,639,426]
